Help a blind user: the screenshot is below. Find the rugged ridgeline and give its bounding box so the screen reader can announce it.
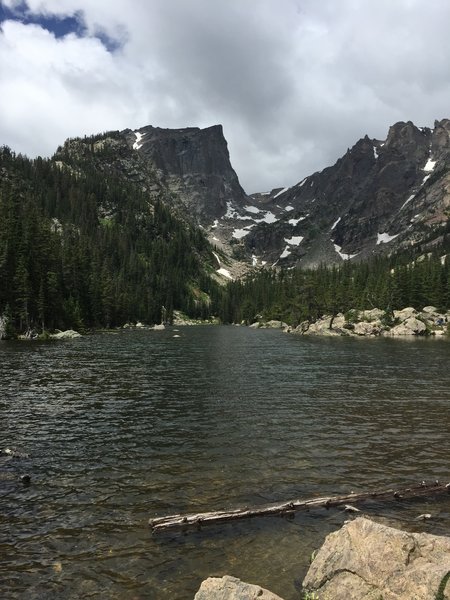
[54,119,450,273]
[212,119,450,268]
[1,118,450,335]
[55,124,248,226]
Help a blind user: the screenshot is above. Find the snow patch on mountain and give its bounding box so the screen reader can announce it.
[400,194,415,211]
[245,205,260,214]
[333,243,358,260]
[133,131,145,150]
[331,217,341,230]
[232,228,251,239]
[255,211,278,224]
[377,232,399,244]
[284,236,304,246]
[423,158,436,172]
[274,187,289,199]
[212,251,232,279]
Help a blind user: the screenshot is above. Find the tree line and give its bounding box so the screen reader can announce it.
[1,144,449,337]
[0,146,221,335]
[222,251,450,326]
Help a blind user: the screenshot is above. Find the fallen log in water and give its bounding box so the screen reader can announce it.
[149,480,450,532]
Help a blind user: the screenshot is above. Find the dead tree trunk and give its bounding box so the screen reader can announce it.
[149,481,450,532]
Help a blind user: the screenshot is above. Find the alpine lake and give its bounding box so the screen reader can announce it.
[1,325,450,599]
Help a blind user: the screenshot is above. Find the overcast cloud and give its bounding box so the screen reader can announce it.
[1,0,450,193]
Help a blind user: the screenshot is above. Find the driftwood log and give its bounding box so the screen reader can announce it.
[149,481,450,532]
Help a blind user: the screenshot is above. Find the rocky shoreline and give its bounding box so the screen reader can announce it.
[194,517,450,599]
[250,306,450,338]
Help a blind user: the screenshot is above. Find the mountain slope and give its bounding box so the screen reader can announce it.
[0,145,223,335]
[55,124,248,225]
[208,119,450,269]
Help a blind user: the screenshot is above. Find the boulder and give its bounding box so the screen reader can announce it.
[291,321,310,335]
[249,322,261,329]
[259,320,288,329]
[422,305,439,314]
[152,324,165,330]
[304,313,349,336]
[50,330,82,339]
[359,308,384,322]
[384,316,427,336]
[393,306,418,320]
[302,517,450,600]
[194,576,284,600]
[353,320,382,336]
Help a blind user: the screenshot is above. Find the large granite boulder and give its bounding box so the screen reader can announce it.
[303,313,349,336]
[384,316,427,336]
[359,308,384,322]
[393,307,418,320]
[259,320,288,329]
[303,517,450,599]
[353,320,383,336]
[194,576,284,600]
[50,330,82,339]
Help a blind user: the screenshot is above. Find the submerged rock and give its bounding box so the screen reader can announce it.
[194,576,284,600]
[302,517,450,599]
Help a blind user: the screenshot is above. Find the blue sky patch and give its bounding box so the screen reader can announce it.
[0,1,121,51]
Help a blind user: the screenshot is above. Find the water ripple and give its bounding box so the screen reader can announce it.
[1,329,450,599]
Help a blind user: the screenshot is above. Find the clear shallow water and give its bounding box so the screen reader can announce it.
[1,326,450,599]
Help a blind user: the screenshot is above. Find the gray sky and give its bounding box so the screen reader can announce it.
[1,0,450,193]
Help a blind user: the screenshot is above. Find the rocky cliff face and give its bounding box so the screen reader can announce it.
[54,119,450,274]
[125,125,248,224]
[208,119,450,269]
[54,124,248,227]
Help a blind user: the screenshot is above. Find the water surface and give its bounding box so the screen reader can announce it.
[1,327,450,599]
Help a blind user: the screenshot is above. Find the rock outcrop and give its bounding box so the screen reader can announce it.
[128,125,248,224]
[289,306,449,337]
[249,319,288,329]
[302,517,450,599]
[228,119,450,269]
[55,124,249,228]
[193,518,450,599]
[385,316,427,336]
[49,330,82,339]
[194,576,283,600]
[54,118,450,273]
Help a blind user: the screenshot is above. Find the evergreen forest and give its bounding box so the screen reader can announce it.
[0,146,221,335]
[0,146,449,337]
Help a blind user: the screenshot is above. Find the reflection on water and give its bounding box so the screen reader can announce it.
[1,327,450,599]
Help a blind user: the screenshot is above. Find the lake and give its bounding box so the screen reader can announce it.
[1,326,450,599]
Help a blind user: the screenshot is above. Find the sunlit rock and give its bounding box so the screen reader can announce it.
[393,307,418,320]
[194,575,284,600]
[50,330,82,339]
[302,517,450,600]
[384,316,427,336]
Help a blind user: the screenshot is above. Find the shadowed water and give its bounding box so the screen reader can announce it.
[1,326,450,599]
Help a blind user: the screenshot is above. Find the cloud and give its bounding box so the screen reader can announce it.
[1,0,450,193]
